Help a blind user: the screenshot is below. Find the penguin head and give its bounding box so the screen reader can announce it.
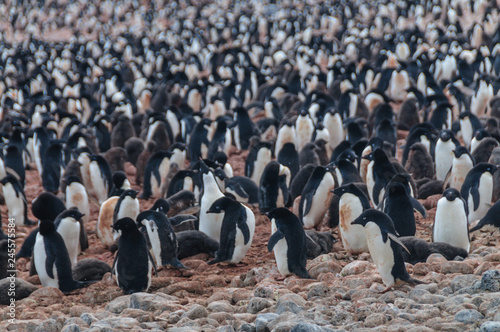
[351,209,397,234]
[332,183,356,196]
[337,148,358,162]
[213,151,228,167]
[39,219,56,236]
[120,189,138,199]
[57,208,85,222]
[474,129,490,141]
[112,171,130,189]
[112,217,138,234]
[32,192,67,222]
[206,196,235,214]
[438,129,453,142]
[453,146,470,158]
[443,188,461,201]
[387,181,407,195]
[151,198,170,214]
[213,168,227,181]
[266,207,296,225]
[65,175,83,185]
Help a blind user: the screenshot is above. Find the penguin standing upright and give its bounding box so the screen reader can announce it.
[137,210,187,269]
[89,155,113,203]
[275,122,296,159]
[459,112,482,149]
[435,129,458,181]
[41,141,65,193]
[259,161,290,213]
[447,146,475,191]
[54,209,85,267]
[208,117,231,159]
[140,151,172,199]
[295,109,315,152]
[365,148,396,205]
[433,188,470,252]
[405,143,435,180]
[460,163,496,224]
[233,106,255,150]
[333,184,370,254]
[380,182,416,237]
[206,196,255,265]
[267,208,311,279]
[299,166,336,229]
[352,209,422,291]
[113,189,140,226]
[65,175,90,225]
[323,109,344,152]
[34,220,87,292]
[112,217,156,294]
[4,144,25,186]
[1,174,32,226]
[188,118,211,163]
[198,161,225,242]
[110,171,132,196]
[245,141,272,185]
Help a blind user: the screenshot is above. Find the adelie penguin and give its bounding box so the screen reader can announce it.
[380,182,416,237]
[299,165,336,229]
[470,200,500,233]
[65,175,90,226]
[333,184,370,254]
[352,209,423,292]
[54,209,85,267]
[364,148,396,206]
[259,161,290,213]
[433,188,470,252]
[435,129,458,181]
[460,163,496,224]
[112,217,157,294]
[1,174,33,226]
[41,140,65,193]
[113,189,140,230]
[267,208,311,279]
[140,151,172,199]
[34,219,90,293]
[137,210,187,269]
[205,196,255,265]
[89,154,113,204]
[109,171,132,196]
[198,160,225,242]
[446,146,475,192]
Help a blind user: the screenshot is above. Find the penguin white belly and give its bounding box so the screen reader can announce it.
[153,158,170,197]
[144,220,162,266]
[116,196,140,220]
[89,162,108,204]
[364,222,396,287]
[97,196,119,247]
[460,119,473,148]
[435,140,454,181]
[302,174,335,228]
[271,221,291,276]
[276,188,285,208]
[183,177,194,192]
[224,163,234,178]
[78,158,95,198]
[359,146,372,182]
[433,199,470,252]
[468,173,493,224]
[34,141,43,181]
[470,138,480,154]
[170,150,186,170]
[3,183,25,226]
[295,119,313,152]
[251,149,271,184]
[34,234,59,288]
[234,126,241,150]
[199,174,225,241]
[275,126,296,158]
[66,183,90,224]
[449,159,473,191]
[324,113,343,151]
[230,207,255,263]
[57,218,81,266]
[366,161,376,204]
[339,194,368,254]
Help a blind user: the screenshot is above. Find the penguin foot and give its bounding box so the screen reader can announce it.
[380,286,394,294]
[228,262,247,267]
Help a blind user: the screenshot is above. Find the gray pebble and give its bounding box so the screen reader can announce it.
[455,309,484,323]
[255,313,279,332]
[480,321,500,332]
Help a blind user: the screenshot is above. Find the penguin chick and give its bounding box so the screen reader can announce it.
[405,143,435,180]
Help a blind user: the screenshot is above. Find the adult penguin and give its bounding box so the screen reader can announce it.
[352,209,423,292]
[279,142,300,180]
[206,196,255,265]
[460,163,496,224]
[295,109,315,152]
[459,111,482,149]
[267,208,311,279]
[140,151,172,199]
[113,189,140,226]
[109,171,132,197]
[89,154,113,204]
[333,159,362,186]
[188,118,211,164]
[435,129,459,181]
[1,174,32,226]
[54,209,85,267]
[446,146,475,192]
[3,144,25,186]
[259,161,290,213]
[233,106,255,150]
[364,148,396,206]
[41,140,65,193]
[380,182,416,237]
[245,141,272,185]
[469,200,500,232]
[299,165,336,229]
[322,108,344,152]
[65,175,90,225]
[137,210,187,269]
[112,217,157,294]
[207,117,231,160]
[33,219,88,293]
[333,184,370,254]
[198,160,225,242]
[433,188,470,252]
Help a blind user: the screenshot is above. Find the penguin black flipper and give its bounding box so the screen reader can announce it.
[208,227,237,265]
[267,230,285,252]
[410,197,427,218]
[373,179,385,206]
[16,228,39,259]
[45,240,57,279]
[388,233,411,255]
[236,208,251,245]
[470,183,480,211]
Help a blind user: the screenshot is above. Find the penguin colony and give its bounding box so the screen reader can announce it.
[1,0,500,295]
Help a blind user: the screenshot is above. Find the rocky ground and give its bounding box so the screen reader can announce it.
[1,144,500,332]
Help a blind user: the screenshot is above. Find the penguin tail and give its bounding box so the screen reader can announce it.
[469,220,485,233]
[207,257,224,265]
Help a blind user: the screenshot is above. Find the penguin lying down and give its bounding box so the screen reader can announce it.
[399,237,468,264]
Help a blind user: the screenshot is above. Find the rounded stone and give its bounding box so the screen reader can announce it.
[455,309,484,323]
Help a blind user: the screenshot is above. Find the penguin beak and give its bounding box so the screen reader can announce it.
[206,209,213,214]
[111,224,118,230]
[351,219,362,225]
